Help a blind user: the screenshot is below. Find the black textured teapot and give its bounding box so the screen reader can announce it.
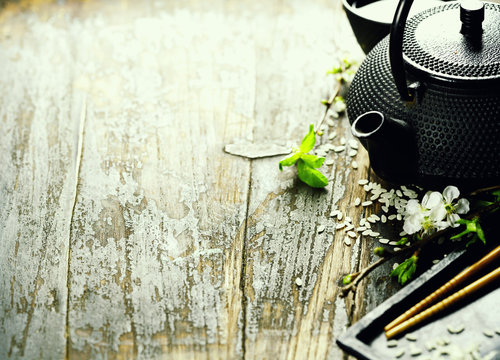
[347,0,500,189]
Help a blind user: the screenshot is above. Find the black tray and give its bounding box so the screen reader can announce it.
[337,245,500,360]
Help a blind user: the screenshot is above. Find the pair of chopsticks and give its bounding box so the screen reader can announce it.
[385,245,500,339]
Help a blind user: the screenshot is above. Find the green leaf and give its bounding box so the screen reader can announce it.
[492,190,500,202]
[390,256,418,285]
[450,217,486,244]
[279,152,301,171]
[396,237,409,246]
[300,154,325,169]
[297,159,328,188]
[342,274,352,285]
[300,124,316,153]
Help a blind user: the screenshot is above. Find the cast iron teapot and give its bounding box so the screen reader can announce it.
[347,0,500,189]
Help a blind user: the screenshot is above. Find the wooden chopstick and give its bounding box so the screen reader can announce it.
[384,244,500,332]
[385,265,500,339]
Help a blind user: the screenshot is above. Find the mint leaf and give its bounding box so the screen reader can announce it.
[297,159,328,188]
[300,154,325,169]
[279,152,301,171]
[390,256,418,285]
[300,124,316,153]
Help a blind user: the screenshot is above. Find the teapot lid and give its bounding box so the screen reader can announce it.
[402,1,500,84]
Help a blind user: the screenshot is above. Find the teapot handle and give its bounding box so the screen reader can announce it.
[390,0,415,102]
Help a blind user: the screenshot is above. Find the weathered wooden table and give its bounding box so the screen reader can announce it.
[0,0,401,358]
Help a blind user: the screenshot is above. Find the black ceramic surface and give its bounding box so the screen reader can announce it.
[346,2,500,189]
[341,0,393,53]
[341,0,444,53]
[337,246,500,360]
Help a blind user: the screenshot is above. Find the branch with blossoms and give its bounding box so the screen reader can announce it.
[340,185,500,297]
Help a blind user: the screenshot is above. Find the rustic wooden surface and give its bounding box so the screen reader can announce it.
[0,0,401,358]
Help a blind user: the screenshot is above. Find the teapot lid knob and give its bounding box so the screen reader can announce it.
[460,0,485,37]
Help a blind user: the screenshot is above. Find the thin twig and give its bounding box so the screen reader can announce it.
[468,185,500,196]
[339,199,500,297]
[316,81,341,132]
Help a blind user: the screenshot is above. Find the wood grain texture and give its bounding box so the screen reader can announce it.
[0,0,400,359]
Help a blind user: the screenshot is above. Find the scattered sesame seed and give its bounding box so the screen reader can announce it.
[379,238,389,244]
[389,241,399,246]
[388,214,397,220]
[393,262,399,270]
[354,197,361,206]
[352,161,358,169]
[337,212,343,221]
[325,159,335,166]
[295,277,303,286]
[362,230,371,236]
[362,201,373,206]
[387,340,398,348]
[336,223,346,229]
[345,224,354,231]
[370,231,380,237]
[348,149,357,157]
[330,210,340,217]
[367,217,377,224]
[363,184,371,192]
[432,259,440,264]
[483,330,494,338]
[358,179,369,185]
[394,247,402,251]
[327,119,335,127]
[345,216,352,223]
[399,231,407,236]
[340,137,346,145]
[397,214,402,221]
[447,324,465,334]
[347,231,357,238]
[381,215,387,223]
[396,189,403,197]
[317,225,326,233]
[333,145,345,152]
[395,349,405,358]
[409,345,422,356]
[348,139,358,149]
[371,214,381,221]
[425,342,436,351]
[370,193,380,201]
[328,131,337,140]
[356,227,366,232]
[382,205,389,213]
[344,237,352,246]
[405,333,417,341]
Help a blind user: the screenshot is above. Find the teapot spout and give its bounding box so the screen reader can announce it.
[351,111,417,183]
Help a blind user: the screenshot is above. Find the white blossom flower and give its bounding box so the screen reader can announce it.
[442,185,470,227]
[402,186,471,235]
[403,191,447,235]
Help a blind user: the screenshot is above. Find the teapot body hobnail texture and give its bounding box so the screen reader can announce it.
[346,2,500,189]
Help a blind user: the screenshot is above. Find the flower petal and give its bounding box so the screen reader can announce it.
[455,198,470,214]
[403,215,423,235]
[423,191,443,209]
[404,199,421,216]
[430,204,447,221]
[448,213,461,227]
[443,185,460,203]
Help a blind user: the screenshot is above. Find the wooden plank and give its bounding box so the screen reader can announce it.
[0,0,403,359]
[0,4,84,357]
[58,1,255,358]
[241,1,393,359]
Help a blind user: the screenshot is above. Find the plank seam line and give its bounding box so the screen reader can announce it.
[64,94,87,360]
[240,159,253,359]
